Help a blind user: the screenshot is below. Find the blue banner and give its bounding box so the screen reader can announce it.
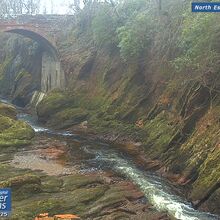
[0,189,11,217]
[192,2,220,12]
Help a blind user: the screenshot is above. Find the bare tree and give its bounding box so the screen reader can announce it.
[22,0,41,14]
[0,0,41,16]
[158,0,162,10]
[50,0,54,14]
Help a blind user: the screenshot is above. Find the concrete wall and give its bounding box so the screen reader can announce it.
[41,51,65,92]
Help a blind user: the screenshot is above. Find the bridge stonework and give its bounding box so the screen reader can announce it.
[0,23,57,48]
[0,15,68,93]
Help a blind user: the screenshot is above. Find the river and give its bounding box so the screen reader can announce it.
[1,97,220,220]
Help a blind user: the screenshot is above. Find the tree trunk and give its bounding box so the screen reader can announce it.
[159,0,162,10]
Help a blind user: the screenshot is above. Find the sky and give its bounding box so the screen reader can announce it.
[40,0,78,14]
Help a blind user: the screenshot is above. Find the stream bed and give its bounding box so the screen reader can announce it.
[15,111,220,220]
[0,97,219,220]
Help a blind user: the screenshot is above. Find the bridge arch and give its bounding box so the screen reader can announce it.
[5,28,58,59]
[1,27,65,93]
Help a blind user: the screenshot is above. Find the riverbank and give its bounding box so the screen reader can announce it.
[0,100,172,220]
[34,85,220,218]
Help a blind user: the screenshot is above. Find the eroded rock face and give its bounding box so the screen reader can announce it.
[200,188,220,215]
[12,69,34,106]
[35,46,220,215]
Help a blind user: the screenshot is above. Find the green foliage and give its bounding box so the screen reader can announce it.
[81,0,220,64]
[73,0,159,60]
[117,0,149,21]
[172,13,220,74]
[117,12,154,60]
[92,5,118,47]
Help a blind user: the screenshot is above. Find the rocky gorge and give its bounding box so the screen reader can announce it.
[0,1,220,219]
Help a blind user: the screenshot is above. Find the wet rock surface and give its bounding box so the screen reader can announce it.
[0,102,34,147]
[0,134,170,220]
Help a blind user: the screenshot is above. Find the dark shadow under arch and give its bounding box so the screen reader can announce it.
[5,29,58,59]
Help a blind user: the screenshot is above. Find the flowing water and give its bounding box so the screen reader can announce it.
[16,112,220,220]
[1,98,219,220]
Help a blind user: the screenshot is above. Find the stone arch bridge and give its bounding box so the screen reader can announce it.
[0,15,71,93]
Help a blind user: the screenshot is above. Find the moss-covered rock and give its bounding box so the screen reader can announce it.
[0,174,41,189]
[0,115,34,147]
[37,90,76,123]
[7,173,131,219]
[0,103,16,119]
[200,188,220,214]
[61,174,103,192]
[48,107,89,129]
[12,69,33,107]
[142,111,181,159]
[167,107,220,204]
[0,56,13,96]
[0,102,34,147]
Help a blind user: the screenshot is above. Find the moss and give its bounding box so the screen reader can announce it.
[14,69,31,82]
[65,185,109,214]
[201,188,220,214]
[37,90,76,122]
[54,107,88,121]
[0,115,14,132]
[0,116,34,147]
[190,149,220,201]
[0,164,35,181]
[0,174,41,188]
[142,111,180,159]
[8,173,108,219]
[62,174,103,191]
[47,107,89,129]
[0,103,34,147]
[0,55,23,97]
[0,103,16,119]
[0,56,13,93]
[0,174,42,201]
[41,176,63,193]
[0,117,34,139]
[166,107,220,202]
[84,184,141,218]
[12,198,64,219]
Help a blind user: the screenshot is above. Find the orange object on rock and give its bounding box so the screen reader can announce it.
[35,213,50,220]
[54,214,80,220]
[34,213,80,220]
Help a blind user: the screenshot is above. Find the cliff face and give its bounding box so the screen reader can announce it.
[37,36,220,214]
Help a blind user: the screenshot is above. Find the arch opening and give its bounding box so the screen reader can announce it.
[6,28,58,59]
[3,28,65,94]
